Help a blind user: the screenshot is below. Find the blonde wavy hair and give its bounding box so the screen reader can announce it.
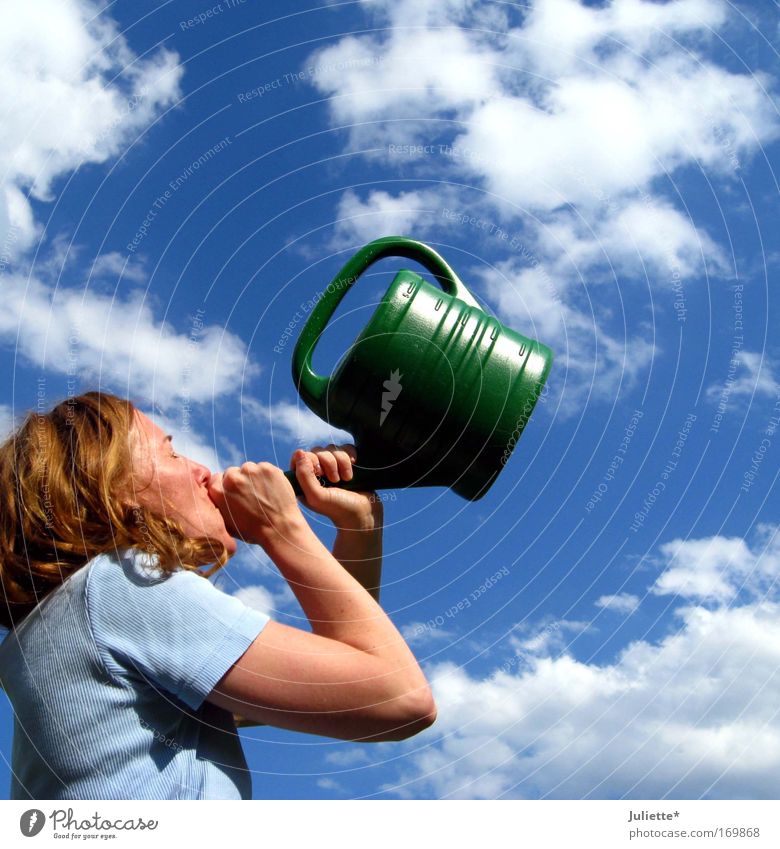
[0,391,230,631]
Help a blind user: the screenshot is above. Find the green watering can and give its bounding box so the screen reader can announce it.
[282,237,553,501]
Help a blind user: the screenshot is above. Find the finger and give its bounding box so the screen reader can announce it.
[339,444,358,463]
[313,449,340,482]
[298,447,325,477]
[206,471,239,535]
[221,465,242,487]
[291,446,319,470]
[289,453,311,504]
[294,450,329,505]
[327,445,354,481]
[207,470,224,493]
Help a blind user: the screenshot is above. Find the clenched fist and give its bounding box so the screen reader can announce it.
[207,461,303,547]
[206,445,382,548]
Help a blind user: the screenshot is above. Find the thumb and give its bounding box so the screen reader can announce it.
[207,471,224,504]
[294,449,327,505]
[206,471,240,536]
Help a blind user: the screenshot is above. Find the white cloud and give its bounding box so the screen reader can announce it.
[231,584,278,619]
[509,618,591,658]
[706,350,780,402]
[323,748,373,767]
[462,56,772,211]
[0,273,257,411]
[243,397,354,449]
[0,404,16,441]
[332,189,440,248]
[308,0,777,279]
[382,527,780,799]
[516,0,727,74]
[311,0,778,201]
[305,0,780,414]
[653,526,779,603]
[316,777,347,792]
[595,593,640,614]
[309,23,499,126]
[218,542,297,613]
[535,198,729,281]
[0,0,183,260]
[89,252,149,285]
[474,257,655,415]
[401,621,458,646]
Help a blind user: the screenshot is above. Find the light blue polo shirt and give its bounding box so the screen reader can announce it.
[0,547,271,800]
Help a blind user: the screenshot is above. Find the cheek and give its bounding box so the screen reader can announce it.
[154,468,203,515]
[127,449,156,499]
[128,461,170,513]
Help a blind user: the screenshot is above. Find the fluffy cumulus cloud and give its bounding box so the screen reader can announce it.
[385,526,780,799]
[0,272,256,411]
[595,592,640,614]
[306,0,778,413]
[243,397,354,449]
[309,7,500,127]
[0,1,245,418]
[310,0,777,212]
[706,350,780,402]
[332,188,445,248]
[0,0,183,259]
[653,526,780,603]
[230,584,278,619]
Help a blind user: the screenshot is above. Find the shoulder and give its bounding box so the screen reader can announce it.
[85,547,245,626]
[86,547,203,595]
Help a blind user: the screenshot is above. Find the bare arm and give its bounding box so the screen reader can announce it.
[331,503,383,602]
[207,457,435,741]
[234,516,384,728]
[234,506,384,728]
[234,458,385,728]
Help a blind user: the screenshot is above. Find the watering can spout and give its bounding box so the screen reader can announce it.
[282,237,553,502]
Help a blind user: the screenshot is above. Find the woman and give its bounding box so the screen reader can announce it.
[0,391,436,799]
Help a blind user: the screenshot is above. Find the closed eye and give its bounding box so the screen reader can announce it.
[164,434,180,459]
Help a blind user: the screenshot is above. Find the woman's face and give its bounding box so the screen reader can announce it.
[126,409,237,555]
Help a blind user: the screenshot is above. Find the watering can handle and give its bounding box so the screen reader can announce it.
[291,236,481,413]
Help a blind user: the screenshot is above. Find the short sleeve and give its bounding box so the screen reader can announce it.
[85,548,272,710]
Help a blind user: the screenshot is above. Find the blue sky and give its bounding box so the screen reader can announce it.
[1,0,779,799]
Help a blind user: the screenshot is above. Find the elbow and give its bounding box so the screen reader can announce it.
[379,688,438,742]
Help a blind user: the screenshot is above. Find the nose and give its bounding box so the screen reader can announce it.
[191,460,211,487]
